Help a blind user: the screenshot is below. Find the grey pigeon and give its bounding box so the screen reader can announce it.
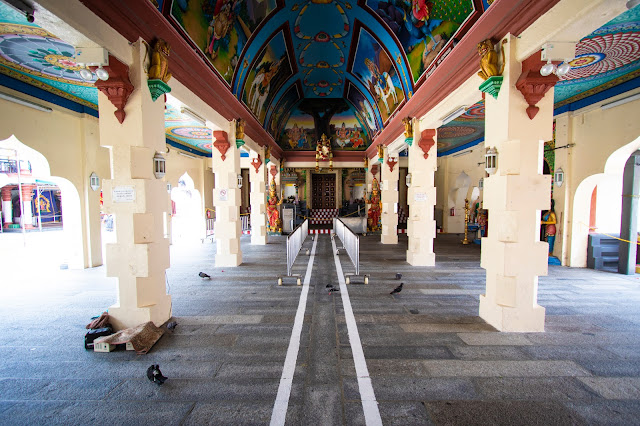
[326,284,334,288]
[146,364,167,385]
[396,273,402,280]
[199,272,211,279]
[328,288,340,294]
[166,321,178,331]
[390,283,403,295]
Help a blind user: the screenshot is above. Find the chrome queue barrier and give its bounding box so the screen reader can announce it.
[278,219,309,286]
[333,218,369,284]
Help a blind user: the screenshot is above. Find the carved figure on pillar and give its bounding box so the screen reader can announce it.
[147,39,173,101]
[367,178,382,232]
[266,179,283,234]
[541,199,557,256]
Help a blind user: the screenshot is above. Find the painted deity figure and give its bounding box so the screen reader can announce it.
[266,179,283,233]
[350,128,364,148]
[367,178,382,232]
[316,134,331,160]
[541,199,557,255]
[287,123,302,149]
[206,0,238,61]
[249,58,283,116]
[365,57,398,114]
[335,122,351,147]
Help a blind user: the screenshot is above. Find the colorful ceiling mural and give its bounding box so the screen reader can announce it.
[0,2,639,157]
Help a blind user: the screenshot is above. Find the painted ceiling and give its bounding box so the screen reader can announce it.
[0,2,638,156]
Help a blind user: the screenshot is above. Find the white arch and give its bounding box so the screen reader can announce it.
[570,135,640,267]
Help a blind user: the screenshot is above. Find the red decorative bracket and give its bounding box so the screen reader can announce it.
[251,155,262,173]
[213,131,230,160]
[418,129,436,159]
[386,156,398,172]
[515,52,559,119]
[370,163,379,176]
[270,165,278,178]
[91,56,133,124]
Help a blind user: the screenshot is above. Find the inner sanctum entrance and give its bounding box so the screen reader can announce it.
[312,174,335,209]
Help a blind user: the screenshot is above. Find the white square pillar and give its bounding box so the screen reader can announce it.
[250,147,267,245]
[381,146,399,244]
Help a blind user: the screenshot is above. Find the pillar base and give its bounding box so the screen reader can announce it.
[479,295,545,332]
[108,294,172,331]
[251,234,267,245]
[215,252,242,267]
[406,250,435,266]
[381,233,398,244]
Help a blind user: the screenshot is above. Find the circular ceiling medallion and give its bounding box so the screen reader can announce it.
[170,127,212,139]
[460,101,485,120]
[563,32,640,80]
[568,52,605,69]
[437,126,476,139]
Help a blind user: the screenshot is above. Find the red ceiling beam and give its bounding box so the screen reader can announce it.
[79,0,284,160]
[365,0,560,158]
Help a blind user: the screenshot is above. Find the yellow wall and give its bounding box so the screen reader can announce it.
[0,89,109,268]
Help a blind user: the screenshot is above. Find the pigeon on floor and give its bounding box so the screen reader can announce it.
[199,272,211,279]
[166,321,178,331]
[306,249,311,256]
[396,273,402,280]
[146,364,167,385]
[328,288,340,294]
[390,283,404,295]
[326,284,334,288]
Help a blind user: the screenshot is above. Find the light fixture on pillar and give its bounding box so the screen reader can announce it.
[237,174,243,189]
[540,42,576,77]
[153,152,166,179]
[89,172,100,191]
[554,168,564,187]
[479,177,484,189]
[167,183,172,193]
[74,47,110,82]
[485,147,498,175]
[628,0,640,9]
[406,173,412,187]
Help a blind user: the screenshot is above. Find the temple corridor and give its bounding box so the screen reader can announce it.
[1,234,640,424]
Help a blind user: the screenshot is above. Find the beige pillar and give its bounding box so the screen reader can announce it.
[100,40,171,330]
[2,186,13,227]
[381,147,399,244]
[479,35,551,332]
[406,119,437,266]
[250,147,267,245]
[212,120,242,267]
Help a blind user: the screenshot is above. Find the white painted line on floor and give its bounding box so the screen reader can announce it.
[270,234,318,426]
[331,236,383,426]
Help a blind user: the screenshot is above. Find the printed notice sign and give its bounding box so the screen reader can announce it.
[112,186,136,203]
[219,189,228,201]
[414,192,427,202]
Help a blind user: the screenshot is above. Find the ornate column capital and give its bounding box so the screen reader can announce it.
[515,52,559,120]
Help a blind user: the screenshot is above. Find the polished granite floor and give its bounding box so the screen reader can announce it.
[1,233,639,425]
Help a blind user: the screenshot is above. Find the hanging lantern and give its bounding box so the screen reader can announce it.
[554,168,564,187]
[153,152,166,179]
[485,147,497,175]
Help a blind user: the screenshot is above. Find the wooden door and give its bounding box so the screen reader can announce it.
[312,174,335,209]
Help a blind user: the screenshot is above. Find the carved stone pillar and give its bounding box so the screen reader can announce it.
[381,146,399,244]
[250,148,267,245]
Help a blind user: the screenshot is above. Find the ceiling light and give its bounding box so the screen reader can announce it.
[441,106,467,125]
[4,0,35,23]
[0,92,52,112]
[600,92,640,110]
[180,107,206,125]
[95,66,109,81]
[177,151,198,159]
[627,0,640,9]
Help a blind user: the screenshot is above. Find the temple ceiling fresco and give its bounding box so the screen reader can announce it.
[0,1,638,156]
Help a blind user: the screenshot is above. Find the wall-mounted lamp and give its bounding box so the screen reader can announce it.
[554,168,564,187]
[166,183,172,193]
[485,147,498,175]
[237,174,243,189]
[478,177,484,189]
[89,172,100,191]
[153,152,166,179]
[405,173,412,187]
[75,47,110,82]
[540,42,576,77]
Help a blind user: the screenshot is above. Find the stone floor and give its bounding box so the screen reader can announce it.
[1,233,640,425]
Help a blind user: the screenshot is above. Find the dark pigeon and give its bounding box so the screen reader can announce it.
[166,321,178,331]
[390,283,404,295]
[326,284,334,288]
[396,273,402,280]
[199,272,211,279]
[146,364,167,385]
[329,288,340,294]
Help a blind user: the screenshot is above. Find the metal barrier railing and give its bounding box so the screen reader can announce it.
[278,218,309,286]
[241,214,250,233]
[334,218,369,284]
[205,218,215,237]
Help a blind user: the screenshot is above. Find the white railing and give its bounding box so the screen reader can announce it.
[206,218,215,237]
[334,218,368,284]
[241,214,250,233]
[278,219,309,285]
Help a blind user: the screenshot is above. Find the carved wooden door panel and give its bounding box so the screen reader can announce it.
[312,174,335,209]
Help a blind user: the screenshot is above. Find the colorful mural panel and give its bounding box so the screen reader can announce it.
[267,82,301,139]
[241,28,294,124]
[330,109,369,150]
[350,26,405,123]
[170,0,279,85]
[164,105,213,153]
[365,0,475,84]
[345,81,380,137]
[279,108,315,150]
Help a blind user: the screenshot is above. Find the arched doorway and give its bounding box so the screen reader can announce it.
[170,172,203,244]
